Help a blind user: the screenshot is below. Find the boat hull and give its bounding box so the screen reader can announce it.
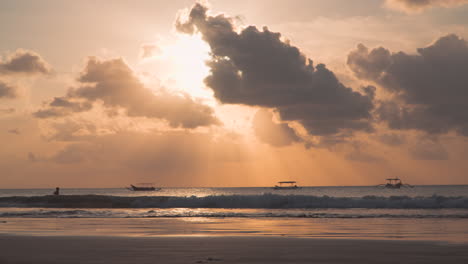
[128,185,161,191]
[384,183,402,189]
[272,186,301,190]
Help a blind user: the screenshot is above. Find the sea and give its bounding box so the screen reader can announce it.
[1,185,468,243]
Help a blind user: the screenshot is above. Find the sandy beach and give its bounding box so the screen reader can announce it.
[1,235,467,264]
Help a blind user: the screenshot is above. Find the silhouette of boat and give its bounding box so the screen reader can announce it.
[377,178,413,189]
[273,181,300,190]
[127,183,161,191]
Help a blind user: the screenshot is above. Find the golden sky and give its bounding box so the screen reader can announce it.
[1,0,468,188]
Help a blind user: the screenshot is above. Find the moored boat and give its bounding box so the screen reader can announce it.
[273,181,300,190]
[377,178,413,189]
[127,183,161,191]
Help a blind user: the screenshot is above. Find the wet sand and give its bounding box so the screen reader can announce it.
[0,235,467,264]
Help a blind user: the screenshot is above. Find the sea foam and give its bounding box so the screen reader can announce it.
[0,194,467,209]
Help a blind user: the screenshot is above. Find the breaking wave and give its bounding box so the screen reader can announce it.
[1,208,468,219]
[0,194,467,209]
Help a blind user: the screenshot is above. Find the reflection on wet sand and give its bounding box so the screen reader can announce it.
[2,216,468,243]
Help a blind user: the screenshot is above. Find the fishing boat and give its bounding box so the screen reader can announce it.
[127,183,161,191]
[273,181,300,190]
[377,178,413,189]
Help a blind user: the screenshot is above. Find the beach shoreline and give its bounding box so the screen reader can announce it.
[2,216,468,243]
[1,235,467,264]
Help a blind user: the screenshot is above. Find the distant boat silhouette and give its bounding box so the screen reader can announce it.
[127,183,161,191]
[273,181,300,190]
[377,178,413,189]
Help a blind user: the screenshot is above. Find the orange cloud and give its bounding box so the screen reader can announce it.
[0,49,51,75]
[34,57,220,129]
[0,81,17,99]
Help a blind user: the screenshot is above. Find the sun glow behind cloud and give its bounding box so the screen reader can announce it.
[139,33,259,136]
[141,34,213,101]
[3,1,468,188]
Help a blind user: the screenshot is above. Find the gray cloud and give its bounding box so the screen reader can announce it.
[0,50,51,100]
[33,97,93,118]
[348,34,468,136]
[33,108,70,119]
[176,3,375,139]
[385,0,468,13]
[253,109,301,147]
[0,81,17,99]
[378,133,406,146]
[0,49,51,75]
[34,57,220,129]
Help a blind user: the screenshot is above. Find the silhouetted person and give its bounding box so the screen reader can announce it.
[53,187,60,195]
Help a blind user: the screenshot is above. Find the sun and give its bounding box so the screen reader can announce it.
[154,34,214,101]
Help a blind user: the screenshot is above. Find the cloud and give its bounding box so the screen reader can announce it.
[140,44,161,59]
[253,109,301,147]
[385,0,468,13]
[378,133,406,146]
[33,97,93,118]
[0,49,51,75]
[348,34,468,136]
[176,3,375,140]
[0,49,51,100]
[0,81,17,99]
[39,118,98,142]
[34,57,220,129]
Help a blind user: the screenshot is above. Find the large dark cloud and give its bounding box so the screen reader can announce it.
[0,49,51,75]
[348,34,468,135]
[176,3,375,138]
[34,57,220,129]
[0,81,17,99]
[385,0,468,13]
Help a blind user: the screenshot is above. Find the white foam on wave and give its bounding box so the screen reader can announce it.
[0,194,467,209]
[1,208,468,219]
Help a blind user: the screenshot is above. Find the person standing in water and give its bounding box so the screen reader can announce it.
[53,187,60,195]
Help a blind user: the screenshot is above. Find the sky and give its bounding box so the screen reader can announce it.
[1,0,468,188]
